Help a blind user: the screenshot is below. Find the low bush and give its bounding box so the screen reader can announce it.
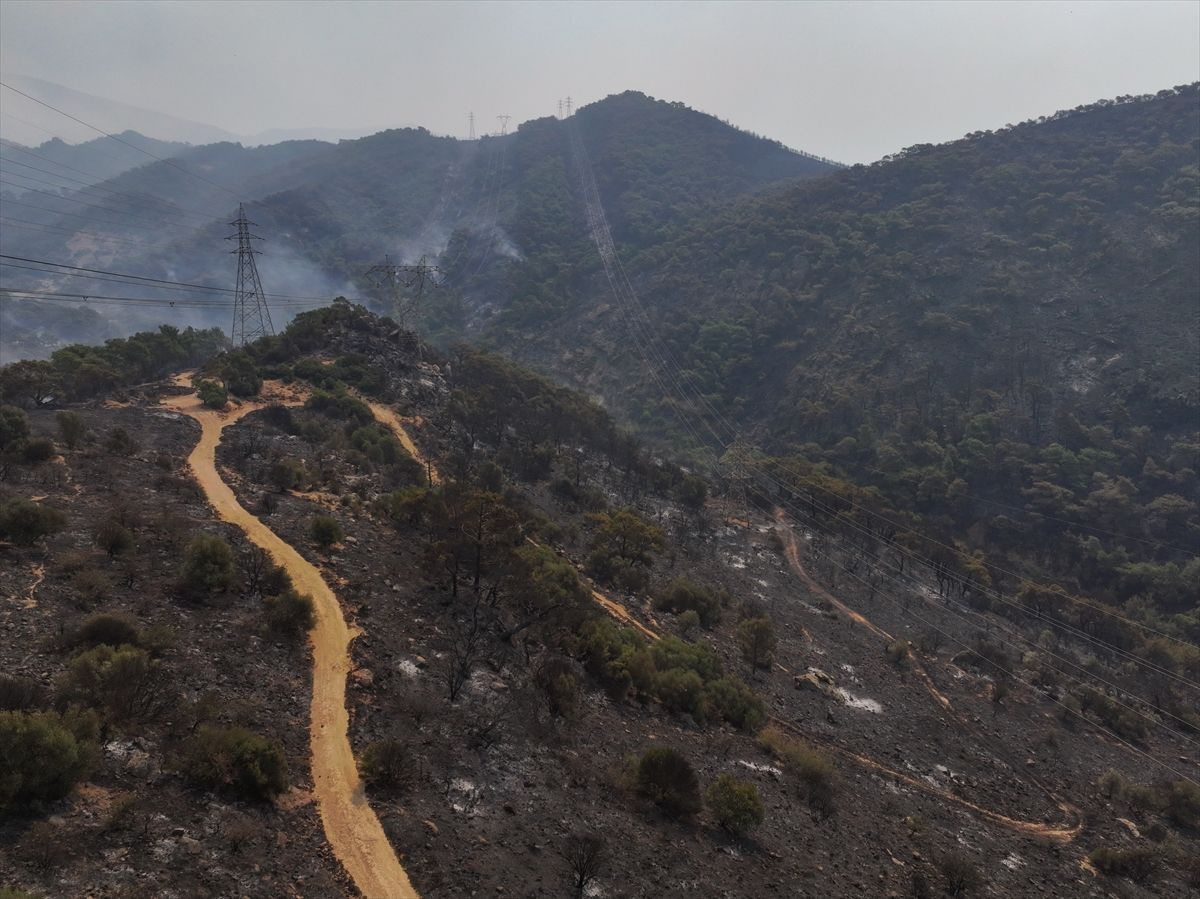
[758,725,836,817]
[0,499,66,546]
[939,851,982,896]
[705,773,764,835]
[95,521,135,558]
[180,533,237,596]
[269,456,306,492]
[635,747,701,818]
[57,644,165,724]
[0,708,98,810]
[736,615,777,669]
[181,725,288,801]
[1164,778,1200,829]
[263,588,315,638]
[310,515,344,549]
[1088,847,1157,882]
[1077,687,1149,741]
[56,410,86,449]
[359,738,413,792]
[72,612,140,650]
[653,578,723,628]
[0,675,48,712]
[196,379,228,409]
[22,437,55,464]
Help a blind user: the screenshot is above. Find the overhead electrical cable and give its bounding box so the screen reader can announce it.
[0,80,242,200]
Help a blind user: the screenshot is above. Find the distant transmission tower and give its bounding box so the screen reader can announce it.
[468,111,475,140]
[226,203,274,346]
[566,95,573,117]
[364,255,441,347]
[497,114,510,136]
[557,99,563,119]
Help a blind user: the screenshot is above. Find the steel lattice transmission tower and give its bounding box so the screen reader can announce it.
[226,204,274,346]
[364,254,441,335]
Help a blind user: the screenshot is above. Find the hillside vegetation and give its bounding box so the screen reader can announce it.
[498,86,1200,664]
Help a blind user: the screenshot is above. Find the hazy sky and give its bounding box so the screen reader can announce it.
[1,0,1197,163]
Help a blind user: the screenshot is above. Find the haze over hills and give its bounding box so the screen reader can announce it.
[0,74,376,148]
[2,72,1199,899]
[0,90,838,354]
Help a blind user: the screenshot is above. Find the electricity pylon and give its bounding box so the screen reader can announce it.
[364,254,441,334]
[226,203,273,346]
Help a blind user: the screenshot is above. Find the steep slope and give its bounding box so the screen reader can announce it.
[1,92,837,352]
[1,132,193,194]
[486,85,1200,636]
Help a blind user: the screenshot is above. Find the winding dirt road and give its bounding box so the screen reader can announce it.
[771,508,1082,842]
[162,376,419,899]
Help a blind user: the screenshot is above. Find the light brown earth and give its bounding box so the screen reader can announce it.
[162,374,419,899]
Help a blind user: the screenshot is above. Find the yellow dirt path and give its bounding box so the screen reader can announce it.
[162,374,418,899]
[772,509,954,713]
[771,507,1081,842]
[365,401,441,486]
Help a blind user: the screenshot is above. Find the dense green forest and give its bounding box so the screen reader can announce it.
[499,86,1200,655]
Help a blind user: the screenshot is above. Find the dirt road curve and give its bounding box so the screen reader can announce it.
[162,375,419,899]
[770,507,1081,843]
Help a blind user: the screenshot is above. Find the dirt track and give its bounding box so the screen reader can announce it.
[162,376,419,899]
[771,509,1082,843]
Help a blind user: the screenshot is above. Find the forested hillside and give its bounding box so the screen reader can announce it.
[501,85,1200,656]
[1,92,835,356]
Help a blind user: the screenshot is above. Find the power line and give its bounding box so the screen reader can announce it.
[771,509,1199,785]
[0,178,196,231]
[562,112,1200,674]
[0,80,241,200]
[0,216,154,248]
[0,156,227,223]
[0,288,325,310]
[0,254,348,302]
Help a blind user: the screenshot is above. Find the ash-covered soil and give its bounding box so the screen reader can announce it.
[1,400,348,898]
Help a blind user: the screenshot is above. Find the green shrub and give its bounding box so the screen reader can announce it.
[1077,687,1148,741]
[939,851,982,896]
[699,677,765,731]
[95,520,134,558]
[180,533,236,595]
[677,609,701,636]
[104,427,138,455]
[72,613,140,650]
[635,747,701,818]
[0,499,66,546]
[736,615,777,669]
[269,457,306,492]
[57,644,164,724]
[305,389,373,425]
[673,474,708,512]
[22,437,55,464]
[0,675,48,712]
[758,725,836,817]
[310,515,344,548]
[359,738,413,792]
[1164,778,1200,829]
[653,578,723,628]
[181,725,288,801]
[885,640,910,666]
[196,379,228,409]
[263,589,315,638]
[655,668,704,714]
[705,773,764,835]
[55,410,86,449]
[0,404,30,450]
[0,709,97,810]
[1088,847,1157,882]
